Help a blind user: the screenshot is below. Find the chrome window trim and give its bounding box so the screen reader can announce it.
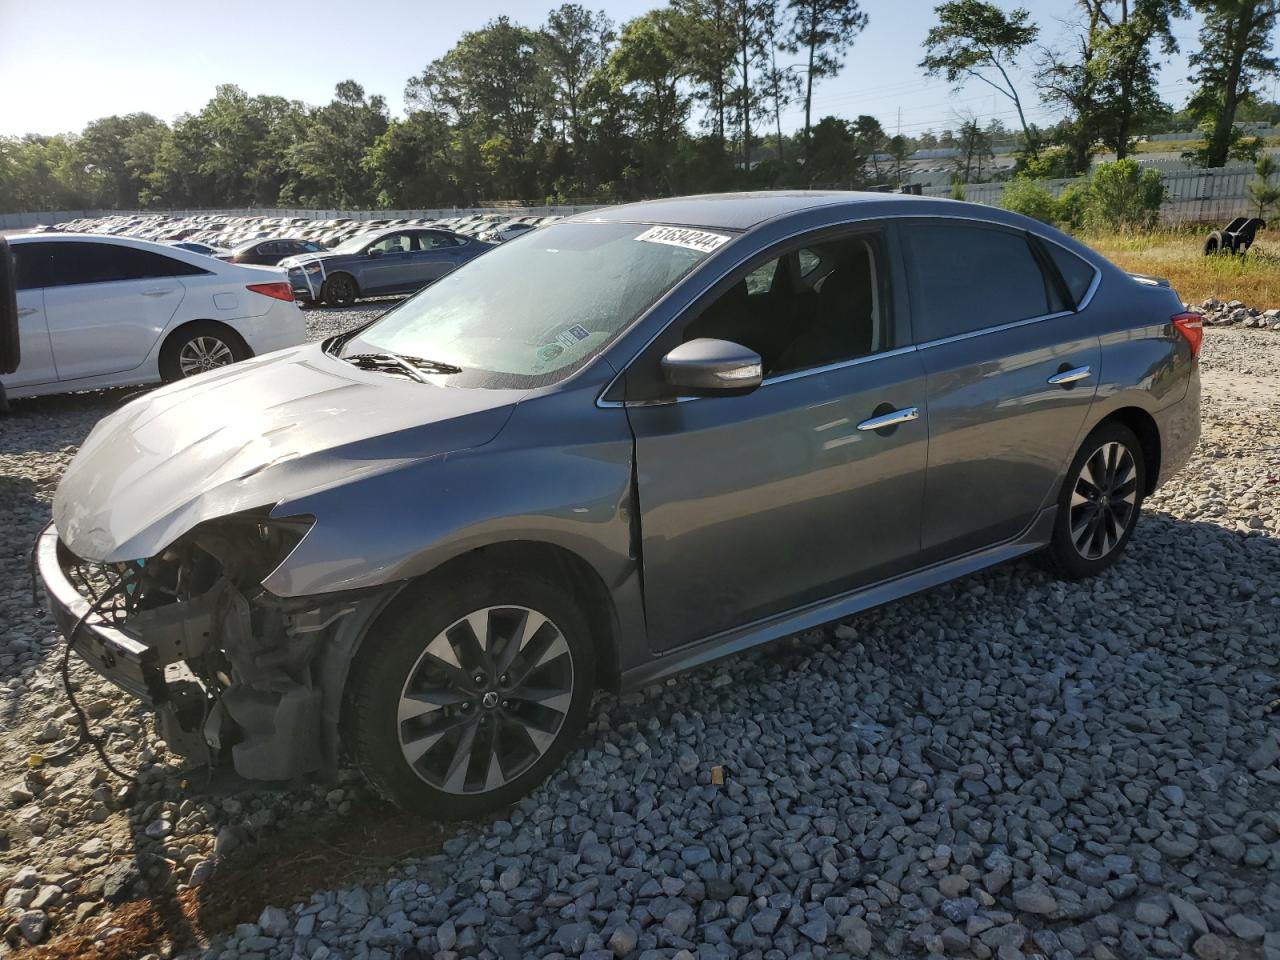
[916,310,1074,350]
[595,210,1104,410]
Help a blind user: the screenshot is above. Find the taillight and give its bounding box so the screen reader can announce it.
[246,281,294,302]
[1171,312,1204,359]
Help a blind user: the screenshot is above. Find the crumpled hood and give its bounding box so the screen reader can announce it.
[54,344,523,563]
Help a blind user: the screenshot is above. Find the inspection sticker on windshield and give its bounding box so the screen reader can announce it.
[635,226,730,253]
[554,324,591,348]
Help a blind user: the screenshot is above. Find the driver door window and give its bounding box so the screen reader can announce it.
[679,232,893,380]
[367,234,409,256]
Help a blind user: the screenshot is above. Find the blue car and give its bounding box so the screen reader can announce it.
[281,227,492,305]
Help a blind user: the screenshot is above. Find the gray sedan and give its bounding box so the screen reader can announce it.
[281,227,491,305]
[39,192,1200,819]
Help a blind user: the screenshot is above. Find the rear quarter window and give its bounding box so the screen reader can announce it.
[1041,240,1097,309]
[902,221,1052,342]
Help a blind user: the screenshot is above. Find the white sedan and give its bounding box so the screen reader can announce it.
[5,233,306,400]
[479,221,538,243]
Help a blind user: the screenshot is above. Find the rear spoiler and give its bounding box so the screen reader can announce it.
[1127,272,1171,288]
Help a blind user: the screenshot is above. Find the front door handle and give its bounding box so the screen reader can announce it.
[141,287,173,297]
[17,306,37,317]
[857,406,920,431]
[1047,364,1092,386]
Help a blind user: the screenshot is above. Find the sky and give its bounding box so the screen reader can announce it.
[0,0,1210,141]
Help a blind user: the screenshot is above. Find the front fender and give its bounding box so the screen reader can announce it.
[263,390,638,602]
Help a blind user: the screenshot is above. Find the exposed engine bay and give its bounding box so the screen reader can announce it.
[41,513,393,783]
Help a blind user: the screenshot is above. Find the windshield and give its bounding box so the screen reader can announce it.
[332,233,379,254]
[338,221,727,387]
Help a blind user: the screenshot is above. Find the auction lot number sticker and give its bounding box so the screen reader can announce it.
[635,226,731,253]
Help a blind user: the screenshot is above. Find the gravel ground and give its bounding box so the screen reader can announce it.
[1,310,1278,960]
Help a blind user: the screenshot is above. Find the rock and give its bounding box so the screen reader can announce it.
[17,910,47,944]
[1135,897,1171,926]
[101,861,141,904]
[1224,915,1265,942]
[259,905,290,937]
[1012,883,1058,916]
[1247,734,1280,771]
[608,925,638,957]
[1193,933,1228,960]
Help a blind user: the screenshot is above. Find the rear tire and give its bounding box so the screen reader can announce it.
[1039,422,1146,580]
[322,273,358,307]
[345,570,596,819]
[158,321,251,383]
[1203,232,1221,256]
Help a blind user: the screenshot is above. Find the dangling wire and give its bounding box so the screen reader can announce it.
[40,576,139,784]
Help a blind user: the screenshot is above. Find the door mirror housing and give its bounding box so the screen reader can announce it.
[0,236,19,377]
[660,338,762,397]
[366,248,383,258]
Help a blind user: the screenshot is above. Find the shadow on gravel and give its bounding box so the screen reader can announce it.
[23,780,456,959]
[9,488,1280,956]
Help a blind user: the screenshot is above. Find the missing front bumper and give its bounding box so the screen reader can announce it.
[35,521,385,782]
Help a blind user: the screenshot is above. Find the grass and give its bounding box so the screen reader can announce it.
[1131,135,1280,153]
[1078,226,1280,308]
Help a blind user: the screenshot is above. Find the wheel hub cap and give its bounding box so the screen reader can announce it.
[396,605,574,795]
[1069,441,1138,560]
[177,336,235,376]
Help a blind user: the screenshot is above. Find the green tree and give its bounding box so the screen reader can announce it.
[1001,176,1060,221]
[79,113,168,208]
[1248,153,1280,217]
[541,4,614,151]
[284,81,389,206]
[782,0,868,155]
[408,18,551,200]
[803,116,867,185]
[606,9,692,192]
[1081,156,1164,228]
[920,0,1040,153]
[850,114,886,179]
[365,110,462,207]
[1187,0,1279,168]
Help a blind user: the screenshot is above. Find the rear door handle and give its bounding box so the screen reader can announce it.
[1047,365,1092,386]
[857,406,920,431]
[17,307,37,317]
[141,287,173,297]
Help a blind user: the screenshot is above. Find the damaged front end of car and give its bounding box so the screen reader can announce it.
[37,511,397,782]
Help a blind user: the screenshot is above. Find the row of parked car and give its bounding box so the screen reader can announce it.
[42,211,556,254]
[4,215,542,400]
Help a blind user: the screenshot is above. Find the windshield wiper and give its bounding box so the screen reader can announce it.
[344,352,462,381]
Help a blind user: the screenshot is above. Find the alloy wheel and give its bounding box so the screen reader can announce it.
[177,336,235,376]
[397,605,575,795]
[1069,440,1138,560]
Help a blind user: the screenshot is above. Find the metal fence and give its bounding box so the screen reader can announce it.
[928,164,1268,224]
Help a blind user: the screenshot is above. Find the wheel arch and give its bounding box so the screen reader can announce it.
[1094,406,1161,495]
[337,538,623,731]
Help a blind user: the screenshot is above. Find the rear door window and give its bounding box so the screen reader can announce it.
[902,222,1052,342]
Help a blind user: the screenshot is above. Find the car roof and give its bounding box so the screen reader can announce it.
[8,231,227,270]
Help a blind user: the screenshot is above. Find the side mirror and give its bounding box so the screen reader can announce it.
[0,236,19,377]
[367,248,383,258]
[661,338,762,397]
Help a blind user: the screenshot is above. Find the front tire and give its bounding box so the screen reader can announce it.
[322,273,358,307]
[1040,423,1146,580]
[159,321,251,383]
[345,570,596,819]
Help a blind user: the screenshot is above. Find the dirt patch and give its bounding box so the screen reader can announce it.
[11,796,452,959]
